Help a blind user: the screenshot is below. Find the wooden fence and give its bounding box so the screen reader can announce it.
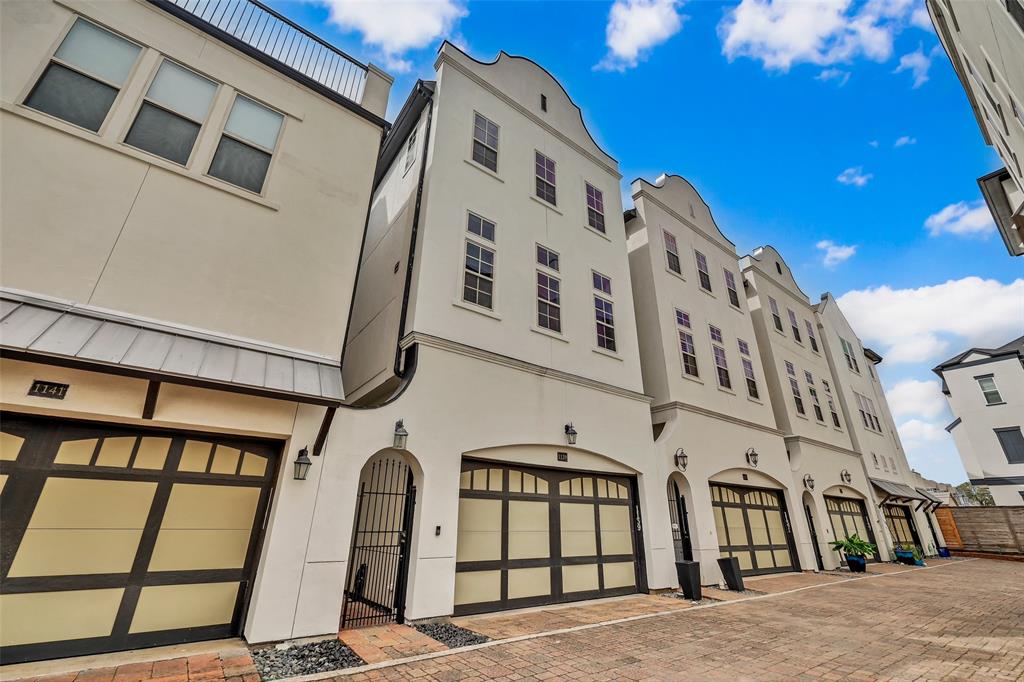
[934,506,1024,554]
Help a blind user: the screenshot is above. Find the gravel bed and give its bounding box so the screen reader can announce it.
[252,639,364,680]
[664,592,719,606]
[413,622,490,648]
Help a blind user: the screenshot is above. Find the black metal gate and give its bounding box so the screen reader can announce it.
[341,458,415,628]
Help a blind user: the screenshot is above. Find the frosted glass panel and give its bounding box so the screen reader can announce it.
[56,19,140,86]
[147,61,217,121]
[225,96,282,150]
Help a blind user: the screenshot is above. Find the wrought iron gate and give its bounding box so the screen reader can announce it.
[341,458,415,628]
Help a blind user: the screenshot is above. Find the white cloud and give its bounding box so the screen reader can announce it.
[596,0,685,72]
[318,0,467,72]
[718,0,925,72]
[816,240,857,267]
[894,135,916,147]
[893,44,941,88]
[910,4,934,31]
[816,67,851,85]
[837,166,872,186]
[835,276,1024,364]
[886,379,946,419]
[868,139,879,147]
[897,418,947,445]
[924,199,996,237]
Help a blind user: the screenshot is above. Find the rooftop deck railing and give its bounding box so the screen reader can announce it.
[154,0,368,105]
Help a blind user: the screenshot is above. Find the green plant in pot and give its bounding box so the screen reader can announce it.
[893,542,919,566]
[829,534,876,572]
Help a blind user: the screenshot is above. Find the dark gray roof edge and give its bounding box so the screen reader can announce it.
[374,80,435,189]
[932,334,1024,374]
[945,417,961,432]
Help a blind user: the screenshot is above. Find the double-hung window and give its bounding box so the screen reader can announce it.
[806,374,824,422]
[724,270,740,307]
[472,113,499,171]
[855,392,882,432]
[737,339,758,399]
[536,244,559,271]
[462,214,496,309]
[26,18,141,132]
[208,95,283,193]
[664,231,681,274]
[592,272,614,351]
[977,376,1003,405]
[709,324,724,343]
[537,272,561,332]
[805,320,819,352]
[404,126,418,173]
[786,361,805,415]
[585,183,605,233]
[695,251,712,292]
[535,151,556,205]
[125,60,217,165]
[712,345,731,390]
[768,297,784,333]
[676,309,698,377]
[840,337,861,373]
[592,271,612,296]
[788,309,802,343]
[822,380,841,427]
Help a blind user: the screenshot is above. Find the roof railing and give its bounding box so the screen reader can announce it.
[154,0,368,105]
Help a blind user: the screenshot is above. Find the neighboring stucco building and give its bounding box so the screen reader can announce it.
[927,0,1024,256]
[933,336,1024,506]
[0,0,390,663]
[740,247,887,569]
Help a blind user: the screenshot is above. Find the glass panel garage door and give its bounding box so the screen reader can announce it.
[883,503,921,550]
[711,484,798,576]
[825,496,878,562]
[0,413,278,663]
[454,461,642,615]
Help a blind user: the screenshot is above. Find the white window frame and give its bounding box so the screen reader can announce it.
[404,125,417,174]
[805,320,819,352]
[664,230,682,275]
[695,250,712,292]
[712,344,731,390]
[536,270,561,333]
[585,182,606,234]
[676,308,698,378]
[471,111,499,172]
[768,297,784,333]
[724,269,740,308]
[462,236,495,311]
[788,308,802,343]
[977,375,1003,405]
[534,150,557,205]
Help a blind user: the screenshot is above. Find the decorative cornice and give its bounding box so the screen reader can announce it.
[401,332,651,403]
[650,401,784,436]
[782,434,862,459]
[434,52,621,179]
[632,190,739,260]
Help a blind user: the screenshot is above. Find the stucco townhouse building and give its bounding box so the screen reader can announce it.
[0,0,392,663]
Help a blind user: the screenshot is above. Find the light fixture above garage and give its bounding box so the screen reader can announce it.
[674,448,688,471]
[564,423,578,445]
[745,448,759,468]
[293,446,312,480]
[803,474,815,490]
[840,469,852,484]
[393,419,408,449]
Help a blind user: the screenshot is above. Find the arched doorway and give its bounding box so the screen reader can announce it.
[666,475,694,562]
[340,453,417,628]
[801,491,825,571]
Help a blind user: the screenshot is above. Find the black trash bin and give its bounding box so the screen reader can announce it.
[717,556,744,592]
[675,560,702,601]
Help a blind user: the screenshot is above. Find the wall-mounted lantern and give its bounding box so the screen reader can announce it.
[840,469,852,484]
[393,419,408,450]
[745,448,759,468]
[803,474,815,491]
[564,423,578,446]
[293,447,312,481]
[674,448,688,471]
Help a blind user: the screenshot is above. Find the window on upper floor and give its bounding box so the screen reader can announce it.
[872,453,879,469]
[536,244,559,271]
[712,345,731,390]
[676,309,691,329]
[805,320,819,352]
[890,457,898,474]
[403,126,417,173]
[709,324,724,343]
[788,309,802,343]
[676,309,698,378]
[585,183,605,233]
[737,338,750,356]
[724,270,740,308]
[768,297,784,333]
[592,271,612,296]
[463,240,495,310]
[804,370,814,385]
[208,94,283,194]
[664,231,682,275]
[534,151,556,205]
[594,295,615,352]
[808,387,824,422]
[468,212,496,242]
[828,396,841,428]
[840,337,861,373]
[472,112,499,171]
[789,377,805,415]
[25,18,142,132]
[977,375,1003,405]
[741,358,759,400]
[124,59,218,166]
[995,427,1024,464]
[855,392,882,433]
[695,251,712,292]
[537,271,561,333]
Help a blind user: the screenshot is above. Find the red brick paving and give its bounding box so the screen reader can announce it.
[12,652,257,682]
[338,624,447,664]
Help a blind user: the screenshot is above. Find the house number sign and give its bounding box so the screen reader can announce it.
[28,380,69,400]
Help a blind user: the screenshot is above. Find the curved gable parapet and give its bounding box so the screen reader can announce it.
[743,245,812,304]
[435,42,617,171]
[631,174,737,254]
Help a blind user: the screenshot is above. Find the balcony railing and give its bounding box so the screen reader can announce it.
[154,0,368,105]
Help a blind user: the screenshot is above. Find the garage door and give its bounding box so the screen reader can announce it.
[454,461,643,616]
[825,496,878,562]
[0,414,278,663]
[883,503,922,550]
[711,483,798,576]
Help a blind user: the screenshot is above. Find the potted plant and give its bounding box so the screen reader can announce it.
[829,534,877,572]
[893,543,917,566]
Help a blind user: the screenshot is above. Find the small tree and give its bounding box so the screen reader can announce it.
[955,482,995,506]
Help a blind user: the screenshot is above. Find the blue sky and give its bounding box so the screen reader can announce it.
[271,1,1023,485]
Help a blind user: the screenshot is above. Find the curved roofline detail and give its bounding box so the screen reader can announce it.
[436,40,616,166]
[742,244,814,302]
[631,173,737,249]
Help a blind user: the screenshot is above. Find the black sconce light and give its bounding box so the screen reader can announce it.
[803,473,815,490]
[293,446,312,481]
[674,448,688,471]
[745,447,759,468]
[840,469,852,484]
[393,419,408,450]
[564,423,578,445]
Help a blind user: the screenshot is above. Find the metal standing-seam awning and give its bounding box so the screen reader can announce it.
[915,487,944,513]
[870,478,938,512]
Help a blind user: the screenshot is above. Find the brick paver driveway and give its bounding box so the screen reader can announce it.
[342,559,1024,681]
